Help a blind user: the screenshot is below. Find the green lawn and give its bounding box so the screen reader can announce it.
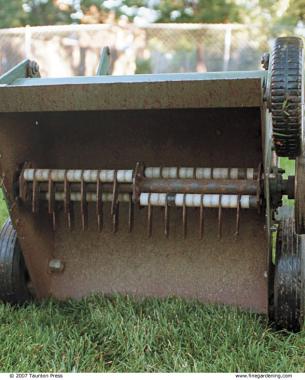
[0,161,304,373]
[0,296,305,372]
[0,191,8,227]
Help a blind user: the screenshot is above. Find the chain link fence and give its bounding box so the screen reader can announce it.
[0,22,304,76]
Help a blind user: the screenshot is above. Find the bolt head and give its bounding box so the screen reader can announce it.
[49,259,64,273]
[261,53,270,70]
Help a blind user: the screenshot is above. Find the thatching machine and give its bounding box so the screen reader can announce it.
[0,37,303,331]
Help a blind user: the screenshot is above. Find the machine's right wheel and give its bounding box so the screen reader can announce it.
[270,36,304,159]
[0,218,30,303]
[272,218,305,332]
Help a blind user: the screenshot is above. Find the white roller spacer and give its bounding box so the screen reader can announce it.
[140,193,251,208]
[246,168,254,180]
[195,168,212,179]
[24,167,256,182]
[179,167,195,178]
[45,192,130,202]
[140,193,167,206]
[24,169,133,183]
[144,167,255,180]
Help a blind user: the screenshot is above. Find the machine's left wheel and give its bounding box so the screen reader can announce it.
[271,218,305,332]
[295,154,305,234]
[0,218,31,303]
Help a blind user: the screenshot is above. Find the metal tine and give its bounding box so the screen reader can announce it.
[19,163,29,201]
[52,211,56,232]
[218,194,222,240]
[47,171,54,214]
[32,169,38,213]
[147,193,152,237]
[64,170,72,230]
[199,194,204,239]
[128,193,134,233]
[111,170,118,217]
[47,170,57,231]
[182,193,187,239]
[96,171,103,232]
[80,170,88,231]
[112,202,119,233]
[235,194,241,237]
[164,194,169,238]
[256,163,263,215]
[111,170,119,233]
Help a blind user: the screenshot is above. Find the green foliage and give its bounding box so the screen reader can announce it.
[0,0,26,28]
[24,0,75,26]
[153,0,242,23]
[0,295,304,372]
[280,0,305,26]
[0,0,304,29]
[135,57,152,74]
[0,191,8,227]
[0,0,75,28]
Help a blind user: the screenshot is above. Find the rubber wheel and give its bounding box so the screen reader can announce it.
[295,154,305,234]
[270,36,304,159]
[0,218,30,303]
[271,218,304,332]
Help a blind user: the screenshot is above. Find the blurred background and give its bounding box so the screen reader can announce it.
[0,0,304,76]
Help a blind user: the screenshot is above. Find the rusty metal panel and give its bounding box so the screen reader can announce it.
[0,107,268,311]
[52,207,268,313]
[0,71,266,112]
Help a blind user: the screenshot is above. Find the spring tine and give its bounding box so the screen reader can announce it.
[112,171,120,233]
[96,171,103,232]
[47,171,53,214]
[32,169,38,213]
[111,170,118,217]
[164,194,169,238]
[182,193,187,239]
[19,163,29,201]
[256,162,262,214]
[235,195,241,237]
[69,204,75,231]
[128,194,134,233]
[64,170,72,230]
[80,171,87,231]
[112,201,119,233]
[199,194,204,239]
[19,168,24,200]
[52,210,56,232]
[147,193,152,237]
[218,195,222,240]
[63,170,68,213]
[47,171,56,231]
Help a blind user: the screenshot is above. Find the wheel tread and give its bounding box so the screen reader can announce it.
[270,36,304,158]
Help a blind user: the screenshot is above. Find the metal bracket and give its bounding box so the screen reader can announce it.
[96,47,111,76]
[0,59,40,85]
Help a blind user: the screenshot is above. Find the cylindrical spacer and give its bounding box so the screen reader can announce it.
[140,193,257,209]
[24,169,133,183]
[144,167,256,180]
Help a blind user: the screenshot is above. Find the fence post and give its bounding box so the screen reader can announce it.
[24,25,32,58]
[223,25,232,71]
